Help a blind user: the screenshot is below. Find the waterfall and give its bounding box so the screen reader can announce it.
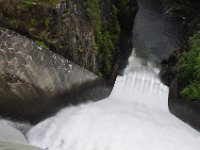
[27,48,200,150]
[111,50,169,112]
[111,68,169,111]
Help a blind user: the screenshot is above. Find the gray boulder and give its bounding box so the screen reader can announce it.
[0,28,97,122]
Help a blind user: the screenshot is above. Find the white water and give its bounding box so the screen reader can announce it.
[0,121,27,143]
[0,119,31,135]
[0,120,43,150]
[27,49,200,150]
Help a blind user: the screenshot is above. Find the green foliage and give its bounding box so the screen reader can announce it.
[3,0,55,35]
[85,1,120,78]
[177,31,200,100]
[180,82,200,100]
[100,5,120,78]
[85,0,102,45]
[19,0,58,6]
[108,5,121,46]
[35,40,48,49]
[101,30,114,77]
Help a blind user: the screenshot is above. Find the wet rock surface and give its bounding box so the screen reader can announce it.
[168,79,200,132]
[0,28,98,123]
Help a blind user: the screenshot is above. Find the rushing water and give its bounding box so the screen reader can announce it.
[0,120,42,150]
[27,48,200,150]
[0,140,43,150]
[0,0,198,149]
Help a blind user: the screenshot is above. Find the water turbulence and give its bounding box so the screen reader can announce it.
[111,68,168,112]
[111,50,168,112]
[27,49,200,150]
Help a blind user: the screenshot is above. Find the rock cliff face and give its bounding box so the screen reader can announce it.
[0,0,98,72]
[160,0,200,86]
[0,0,138,77]
[0,28,97,96]
[0,28,97,122]
[0,0,137,122]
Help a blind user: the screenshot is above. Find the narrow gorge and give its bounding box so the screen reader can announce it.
[0,0,200,150]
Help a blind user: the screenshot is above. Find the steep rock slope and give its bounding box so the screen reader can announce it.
[0,28,97,122]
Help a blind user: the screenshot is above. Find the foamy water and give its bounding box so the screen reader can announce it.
[0,120,42,150]
[27,49,200,150]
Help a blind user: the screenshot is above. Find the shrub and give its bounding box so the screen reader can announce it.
[177,31,200,100]
[180,82,200,100]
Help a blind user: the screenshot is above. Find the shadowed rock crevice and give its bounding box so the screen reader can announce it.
[0,76,112,124]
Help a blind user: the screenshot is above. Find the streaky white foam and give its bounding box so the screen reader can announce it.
[111,67,169,112]
[124,49,158,74]
[27,48,200,150]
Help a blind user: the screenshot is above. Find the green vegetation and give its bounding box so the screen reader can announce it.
[85,0,102,46]
[18,0,58,6]
[1,0,55,51]
[2,0,54,35]
[85,0,120,78]
[35,40,48,49]
[1,0,122,79]
[101,30,114,77]
[177,31,200,100]
[108,6,121,47]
